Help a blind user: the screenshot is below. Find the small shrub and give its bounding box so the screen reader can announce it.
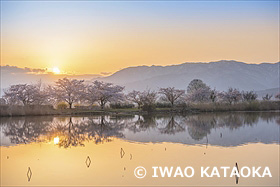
[142,104,156,112]
[176,102,188,109]
[110,102,134,109]
[74,103,81,108]
[155,102,172,108]
[57,102,68,110]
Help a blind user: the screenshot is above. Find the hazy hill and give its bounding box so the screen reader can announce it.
[100,60,279,92]
[1,61,279,96]
[256,88,280,99]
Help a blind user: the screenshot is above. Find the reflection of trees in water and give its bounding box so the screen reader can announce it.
[1,117,52,144]
[49,118,88,148]
[185,113,260,140]
[125,114,186,135]
[48,116,126,148]
[216,113,259,129]
[186,115,216,141]
[185,112,279,140]
[158,116,185,135]
[1,116,125,148]
[85,116,125,144]
[276,117,280,126]
[216,114,245,130]
[242,113,259,126]
[1,112,279,147]
[126,115,158,133]
[258,112,280,125]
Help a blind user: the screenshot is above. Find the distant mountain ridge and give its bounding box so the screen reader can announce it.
[1,60,279,96]
[99,60,279,92]
[256,88,280,99]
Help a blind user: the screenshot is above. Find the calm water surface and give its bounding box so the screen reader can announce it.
[1,112,279,186]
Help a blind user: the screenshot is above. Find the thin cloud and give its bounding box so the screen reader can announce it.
[1,65,47,74]
[100,72,112,76]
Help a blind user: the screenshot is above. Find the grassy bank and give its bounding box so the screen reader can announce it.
[0,105,58,117]
[0,101,279,117]
[186,101,280,112]
[0,105,142,117]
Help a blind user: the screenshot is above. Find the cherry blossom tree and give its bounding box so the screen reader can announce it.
[4,84,32,105]
[262,94,272,101]
[219,88,242,104]
[159,87,185,107]
[126,90,143,109]
[4,82,48,105]
[52,78,85,108]
[187,79,208,93]
[187,79,211,103]
[187,87,212,103]
[86,81,125,109]
[242,91,258,102]
[139,89,157,112]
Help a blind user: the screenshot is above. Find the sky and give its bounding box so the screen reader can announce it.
[1,0,279,75]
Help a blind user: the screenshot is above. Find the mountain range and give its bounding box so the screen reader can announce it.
[1,60,279,96]
[100,60,279,93]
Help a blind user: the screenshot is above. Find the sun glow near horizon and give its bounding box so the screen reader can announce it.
[52,67,61,74]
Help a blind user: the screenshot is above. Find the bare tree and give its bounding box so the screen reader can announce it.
[219,88,242,104]
[126,90,142,109]
[52,78,85,108]
[242,91,258,102]
[86,81,125,109]
[262,94,272,101]
[209,89,219,103]
[159,87,185,107]
[274,93,280,100]
[0,98,7,105]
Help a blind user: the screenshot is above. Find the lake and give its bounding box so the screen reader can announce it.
[1,112,279,186]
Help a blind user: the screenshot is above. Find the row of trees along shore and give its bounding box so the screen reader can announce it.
[1,78,280,112]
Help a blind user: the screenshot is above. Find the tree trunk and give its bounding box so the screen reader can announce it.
[101,102,104,109]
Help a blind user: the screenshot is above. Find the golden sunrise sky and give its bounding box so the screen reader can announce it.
[1,1,279,74]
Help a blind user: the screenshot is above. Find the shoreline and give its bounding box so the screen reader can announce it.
[1,102,279,117]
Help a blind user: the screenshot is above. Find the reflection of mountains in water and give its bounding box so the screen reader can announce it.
[1,112,279,148]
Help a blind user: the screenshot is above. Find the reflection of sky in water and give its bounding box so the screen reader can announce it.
[124,118,279,146]
[0,112,279,147]
[0,112,279,186]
